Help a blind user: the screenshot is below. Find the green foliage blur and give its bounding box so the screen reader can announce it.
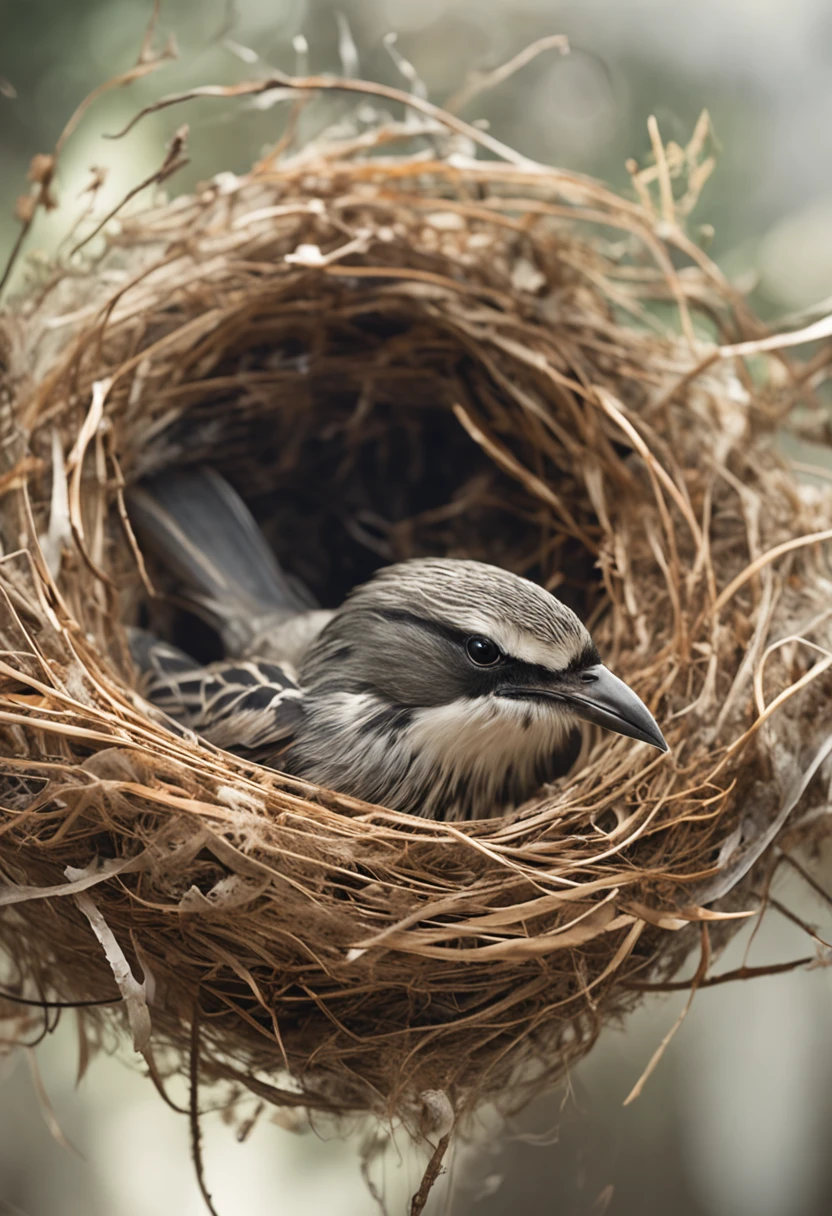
[2,0,832,317]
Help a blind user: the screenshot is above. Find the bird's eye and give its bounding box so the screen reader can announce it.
[465,635,502,666]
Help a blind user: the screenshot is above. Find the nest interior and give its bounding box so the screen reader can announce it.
[1,100,832,1129]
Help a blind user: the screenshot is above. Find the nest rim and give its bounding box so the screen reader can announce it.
[1,72,831,1134]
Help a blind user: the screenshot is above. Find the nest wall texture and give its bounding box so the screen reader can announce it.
[1,96,832,1125]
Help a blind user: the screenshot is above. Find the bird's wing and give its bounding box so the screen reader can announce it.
[129,629,303,755]
[187,659,304,753]
[126,466,319,657]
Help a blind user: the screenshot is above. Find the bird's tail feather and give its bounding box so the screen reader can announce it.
[127,466,317,631]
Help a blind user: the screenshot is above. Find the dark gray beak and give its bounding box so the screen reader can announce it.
[559,664,668,752]
[497,663,669,753]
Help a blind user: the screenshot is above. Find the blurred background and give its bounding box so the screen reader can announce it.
[2,1,832,1214]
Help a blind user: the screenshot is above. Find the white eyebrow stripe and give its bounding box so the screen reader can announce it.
[490,624,576,670]
[441,613,578,671]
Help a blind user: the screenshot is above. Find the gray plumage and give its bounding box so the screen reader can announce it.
[127,468,332,668]
[129,469,668,821]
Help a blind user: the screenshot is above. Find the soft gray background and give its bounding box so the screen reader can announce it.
[2,1,832,1214]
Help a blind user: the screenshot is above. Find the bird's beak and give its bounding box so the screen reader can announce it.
[557,664,669,752]
[497,664,669,753]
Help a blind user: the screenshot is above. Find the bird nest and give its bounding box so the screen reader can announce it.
[2,64,832,1153]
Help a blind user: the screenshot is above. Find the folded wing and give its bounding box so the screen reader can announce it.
[129,628,304,756]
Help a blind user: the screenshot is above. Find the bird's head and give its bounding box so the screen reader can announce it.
[299,558,667,756]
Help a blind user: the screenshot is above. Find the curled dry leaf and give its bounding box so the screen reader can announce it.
[71,884,151,1053]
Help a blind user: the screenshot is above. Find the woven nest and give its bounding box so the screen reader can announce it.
[2,68,832,1144]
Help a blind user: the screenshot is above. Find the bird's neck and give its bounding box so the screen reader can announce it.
[286,690,578,821]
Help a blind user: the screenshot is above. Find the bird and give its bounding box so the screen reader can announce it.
[126,467,668,822]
